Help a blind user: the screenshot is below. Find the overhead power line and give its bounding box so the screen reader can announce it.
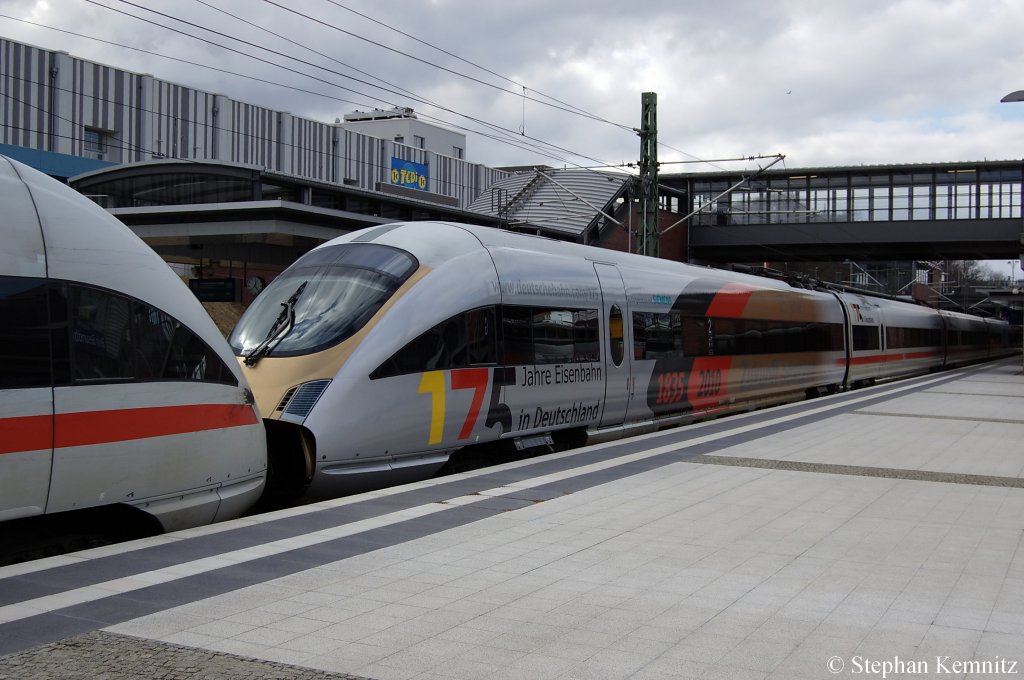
[70,1,606,168]
[261,0,632,130]
[90,0,619,168]
[315,0,722,169]
[319,0,633,131]
[184,0,613,168]
[0,13,592,169]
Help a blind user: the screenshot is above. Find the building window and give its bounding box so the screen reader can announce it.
[413,135,425,149]
[453,146,464,159]
[394,135,404,144]
[84,128,107,157]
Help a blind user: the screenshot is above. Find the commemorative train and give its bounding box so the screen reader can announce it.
[0,155,266,542]
[230,221,1016,501]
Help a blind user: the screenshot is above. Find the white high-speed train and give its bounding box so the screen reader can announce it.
[230,221,1015,501]
[0,155,266,539]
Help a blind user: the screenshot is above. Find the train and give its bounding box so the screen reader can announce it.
[0,155,267,542]
[229,221,1016,501]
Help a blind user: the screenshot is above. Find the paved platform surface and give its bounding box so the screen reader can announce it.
[0,358,1021,679]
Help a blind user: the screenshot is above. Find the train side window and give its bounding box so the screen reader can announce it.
[892,326,942,349]
[633,311,684,360]
[49,284,70,385]
[164,322,235,383]
[710,318,830,356]
[572,310,599,362]
[465,307,497,365]
[533,309,577,364]
[0,277,55,388]
[498,305,600,366]
[67,284,237,386]
[632,312,648,359]
[608,304,624,367]
[133,305,175,380]
[371,307,498,379]
[851,325,881,351]
[372,328,441,378]
[502,306,533,365]
[70,286,135,381]
[710,317,736,355]
[682,316,711,356]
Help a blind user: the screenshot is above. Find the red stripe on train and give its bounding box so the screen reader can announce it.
[0,414,52,455]
[840,350,944,366]
[0,404,259,455]
[705,283,755,318]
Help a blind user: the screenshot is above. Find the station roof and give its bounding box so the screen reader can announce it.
[69,159,503,268]
[466,167,630,240]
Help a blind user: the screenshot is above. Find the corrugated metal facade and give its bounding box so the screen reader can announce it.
[342,129,388,191]
[1,39,52,150]
[151,81,218,161]
[287,115,335,182]
[0,37,508,207]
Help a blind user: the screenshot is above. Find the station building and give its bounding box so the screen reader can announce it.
[0,37,507,202]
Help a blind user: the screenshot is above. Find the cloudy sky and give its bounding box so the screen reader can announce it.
[2,0,1024,175]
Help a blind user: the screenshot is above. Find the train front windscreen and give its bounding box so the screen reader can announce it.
[229,243,418,362]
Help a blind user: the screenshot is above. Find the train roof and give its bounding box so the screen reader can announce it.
[324,221,803,293]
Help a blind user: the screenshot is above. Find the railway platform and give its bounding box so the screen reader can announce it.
[1,358,1022,680]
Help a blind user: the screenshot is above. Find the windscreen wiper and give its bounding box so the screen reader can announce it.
[243,281,308,366]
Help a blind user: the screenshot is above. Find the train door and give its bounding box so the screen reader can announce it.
[829,291,853,389]
[593,263,634,427]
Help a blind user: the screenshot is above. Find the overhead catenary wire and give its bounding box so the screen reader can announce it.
[312,0,723,169]
[262,0,632,130]
[316,0,731,172]
[86,0,620,169]
[0,11,597,172]
[183,0,615,169]
[319,0,634,131]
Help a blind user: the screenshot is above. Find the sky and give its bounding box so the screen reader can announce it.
[3,0,1024,176]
